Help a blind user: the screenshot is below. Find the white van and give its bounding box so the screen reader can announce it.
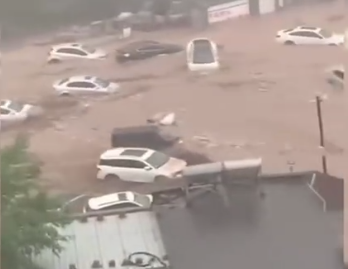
[186,38,219,72]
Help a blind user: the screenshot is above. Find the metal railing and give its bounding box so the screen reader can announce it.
[307,173,327,212]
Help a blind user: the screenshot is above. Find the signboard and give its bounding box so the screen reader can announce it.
[207,0,249,24]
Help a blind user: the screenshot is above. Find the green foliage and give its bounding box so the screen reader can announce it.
[1,135,70,269]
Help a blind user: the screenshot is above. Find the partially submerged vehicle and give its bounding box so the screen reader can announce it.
[111,125,181,150]
[326,65,344,90]
[186,38,219,72]
[0,100,41,125]
[116,40,183,63]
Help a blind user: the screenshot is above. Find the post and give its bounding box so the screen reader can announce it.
[343,27,348,269]
[315,95,327,174]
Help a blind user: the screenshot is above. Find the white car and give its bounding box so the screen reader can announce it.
[48,43,107,63]
[0,100,39,123]
[326,65,344,90]
[186,38,219,72]
[53,75,119,96]
[83,191,153,213]
[276,26,344,46]
[97,147,187,183]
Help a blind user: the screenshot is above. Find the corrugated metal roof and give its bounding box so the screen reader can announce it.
[33,211,169,269]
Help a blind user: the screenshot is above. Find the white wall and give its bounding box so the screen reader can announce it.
[259,0,276,14]
[207,0,249,24]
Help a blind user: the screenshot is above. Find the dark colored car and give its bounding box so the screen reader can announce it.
[111,125,181,150]
[116,40,183,63]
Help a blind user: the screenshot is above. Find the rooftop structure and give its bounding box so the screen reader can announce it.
[33,211,168,269]
[157,177,343,269]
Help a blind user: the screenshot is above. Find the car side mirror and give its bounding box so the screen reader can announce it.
[144,166,152,171]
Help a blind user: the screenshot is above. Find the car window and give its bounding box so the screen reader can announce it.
[1,108,10,115]
[99,159,127,167]
[318,29,332,38]
[138,45,161,52]
[146,151,170,168]
[290,31,322,38]
[86,202,136,212]
[126,160,146,169]
[57,48,88,56]
[67,81,95,88]
[103,202,136,210]
[6,101,24,112]
[333,70,344,80]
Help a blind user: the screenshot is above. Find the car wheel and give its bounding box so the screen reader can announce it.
[104,174,121,181]
[284,40,295,45]
[48,58,61,64]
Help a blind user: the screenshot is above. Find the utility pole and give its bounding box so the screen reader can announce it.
[315,95,327,174]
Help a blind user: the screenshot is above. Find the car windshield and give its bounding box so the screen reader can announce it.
[81,45,96,54]
[146,151,170,168]
[94,78,110,87]
[133,193,152,207]
[319,29,332,38]
[7,101,24,112]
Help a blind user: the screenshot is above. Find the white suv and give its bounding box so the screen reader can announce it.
[97,147,187,183]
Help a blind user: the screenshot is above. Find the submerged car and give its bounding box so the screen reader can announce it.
[83,191,153,213]
[53,75,119,96]
[97,147,187,182]
[326,65,344,90]
[0,100,41,123]
[48,43,107,63]
[116,40,183,63]
[111,125,180,150]
[276,26,344,46]
[186,38,219,72]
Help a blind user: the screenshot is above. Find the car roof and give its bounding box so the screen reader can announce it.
[121,40,160,50]
[0,100,10,108]
[88,191,135,210]
[326,65,344,73]
[52,43,85,50]
[58,75,98,84]
[100,147,154,160]
[112,125,160,134]
[292,26,321,32]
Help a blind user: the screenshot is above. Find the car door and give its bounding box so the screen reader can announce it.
[56,48,88,59]
[289,31,323,45]
[137,45,163,58]
[66,81,98,94]
[102,202,137,212]
[117,159,155,182]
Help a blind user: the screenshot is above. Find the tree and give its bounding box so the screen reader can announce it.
[1,135,70,269]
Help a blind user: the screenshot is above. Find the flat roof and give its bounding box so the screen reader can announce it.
[157,181,343,269]
[33,211,168,269]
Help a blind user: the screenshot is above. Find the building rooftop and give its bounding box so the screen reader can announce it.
[157,179,343,269]
[33,211,168,269]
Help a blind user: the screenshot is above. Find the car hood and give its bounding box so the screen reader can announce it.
[94,49,107,58]
[108,82,120,93]
[331,34,344,44]
[157,157,187,177]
